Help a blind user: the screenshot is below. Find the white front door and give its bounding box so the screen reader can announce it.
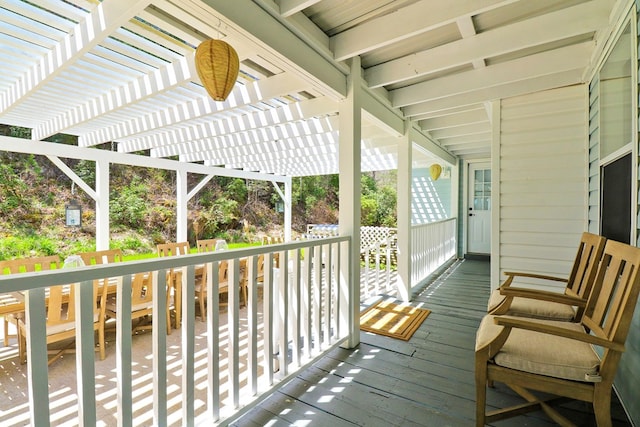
[468,163,491,254]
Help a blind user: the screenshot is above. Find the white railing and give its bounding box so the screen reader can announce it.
[411,218,457,286]
[0,237,351,426]
[360,235,396,299]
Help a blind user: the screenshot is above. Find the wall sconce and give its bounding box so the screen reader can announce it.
[430,164,442,181]
[65,200,82,227]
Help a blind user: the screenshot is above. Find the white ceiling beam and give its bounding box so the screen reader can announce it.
[278,0,322,17]
[118,96,336,153]
[79,72,310,146]
[418,109,488,131]
[0,0,152,115]
[394,41,593,108]
[202,0,346,99]
[440,135,491,147]
[409,125,457,165]
[331,0,518,61]
[365,1,609,88]
[456,17,485,69]
[429,122,491,139]
[403,69,584,117]
[411,104,486,121]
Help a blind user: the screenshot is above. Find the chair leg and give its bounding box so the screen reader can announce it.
[199,296,206,321]
[98,323,105,360]
[4,318,9,346]
[17,324,26,364]
[475,354,489,427]
[593,384,613,427]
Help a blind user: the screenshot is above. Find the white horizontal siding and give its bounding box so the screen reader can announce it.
[499,85,588,291]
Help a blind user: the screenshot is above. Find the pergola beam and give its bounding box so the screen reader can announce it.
[0,0,152,115]
[0,136,286,183]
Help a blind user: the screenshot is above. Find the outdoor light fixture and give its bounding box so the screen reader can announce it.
[275,201,284,213]
[430,164,442,181]
[65,200,82,227]
[195,39,239,101]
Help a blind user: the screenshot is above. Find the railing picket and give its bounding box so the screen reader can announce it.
[76,279,97,426]
[263,252,274,385]
[278,249,289,377]
[25,287,50,427]
[116,274,133,427]
[324,243,332,346]
[247,255,259,395]
[181,265,196,426]
[207,261,220,420]
[228,258,240,408]
[153,269,168,427]
[313,245,322,353]
[303,245,313,360]
[292,248,301,367]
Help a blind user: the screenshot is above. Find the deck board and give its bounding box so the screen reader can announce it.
[233,259,632,427]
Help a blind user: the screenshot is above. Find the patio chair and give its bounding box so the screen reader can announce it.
[0,255,61,346]
[196,242,241,317]
[17,277,110,365]
[78,249,123,265]
[475,239,640,426]
[196,238,222,253]
[157,242,190,331]
[105,272,156,334]
[487,232,606,321]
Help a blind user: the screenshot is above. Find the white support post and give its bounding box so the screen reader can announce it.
[396,127,412,302]
[95,159,110,250]
[284,177,292,242]
[176,170,188,242]
[339,56,362,349]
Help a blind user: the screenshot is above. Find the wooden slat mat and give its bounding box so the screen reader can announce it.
[360,300,430,341]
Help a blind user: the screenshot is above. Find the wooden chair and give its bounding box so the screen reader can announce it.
[196,238,221,253]
[105,272,156,334]
[78,249,123,265]
[18,278,109,365]
[157,242,190,257]
[157,242,190,331]
[488,232,606,321]
[0,255,61,346]
[196,240,243,318]
[475,239,640,426]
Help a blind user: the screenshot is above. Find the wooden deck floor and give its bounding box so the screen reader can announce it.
[232,259,632,427]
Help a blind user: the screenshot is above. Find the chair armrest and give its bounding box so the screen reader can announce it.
[498,286,586,307]
[493,316,624,352]
[502,271,568,285]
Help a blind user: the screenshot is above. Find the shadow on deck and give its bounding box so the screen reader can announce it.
[233,259,632,427]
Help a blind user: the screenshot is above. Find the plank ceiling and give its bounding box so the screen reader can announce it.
[0,0,620,177]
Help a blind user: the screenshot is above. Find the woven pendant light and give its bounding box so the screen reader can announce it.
[430,164,442,181]
[195,39,239,101]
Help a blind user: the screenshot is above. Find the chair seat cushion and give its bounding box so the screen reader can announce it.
[487,288,576,321]
[476,315,601,382]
